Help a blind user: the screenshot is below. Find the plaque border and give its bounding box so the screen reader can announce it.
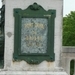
[13,3,56,64]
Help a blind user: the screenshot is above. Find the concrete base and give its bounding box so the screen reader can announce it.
[0,71,68,75]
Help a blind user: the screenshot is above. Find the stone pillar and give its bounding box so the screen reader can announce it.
[1,0,68,75]
[61,55,70,75]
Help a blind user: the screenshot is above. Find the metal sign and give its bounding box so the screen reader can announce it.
[13,3,56,64]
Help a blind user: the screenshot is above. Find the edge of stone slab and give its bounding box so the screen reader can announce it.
[0,71,68,75]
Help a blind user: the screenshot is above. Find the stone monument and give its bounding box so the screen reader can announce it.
[0,0,68,75]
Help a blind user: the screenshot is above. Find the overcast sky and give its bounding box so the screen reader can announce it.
[0,0,75,16]
[63,0,75,16]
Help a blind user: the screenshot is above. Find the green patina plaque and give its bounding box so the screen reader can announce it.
[13,3,56,64]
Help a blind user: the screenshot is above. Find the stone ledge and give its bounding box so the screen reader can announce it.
[63,46,75,53]
[0,71,68,75]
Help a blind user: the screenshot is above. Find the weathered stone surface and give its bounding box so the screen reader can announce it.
[63,46,75,53]
[0,71,68,75]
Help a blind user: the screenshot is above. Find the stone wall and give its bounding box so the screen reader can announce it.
[61,46,75,75]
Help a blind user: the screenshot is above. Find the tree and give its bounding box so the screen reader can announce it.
[63,11,75,46]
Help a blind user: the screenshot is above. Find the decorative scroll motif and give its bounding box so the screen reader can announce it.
[30,3,40,10]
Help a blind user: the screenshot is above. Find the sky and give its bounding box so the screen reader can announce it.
[63,0,75,16]
[0,0,75,16]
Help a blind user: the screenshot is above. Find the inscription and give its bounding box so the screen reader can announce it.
[25,35,42,47]
[25,36,42,41]
[26,42,42,47]
[44,15,51,18]
[25,23,44,29]
[21,18,48,53]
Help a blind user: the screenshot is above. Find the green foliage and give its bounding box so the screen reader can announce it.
[63,11,75,46]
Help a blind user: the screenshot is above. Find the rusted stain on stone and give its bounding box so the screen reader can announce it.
[47,62,51,67]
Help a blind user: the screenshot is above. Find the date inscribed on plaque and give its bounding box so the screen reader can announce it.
[21,18,48,54]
